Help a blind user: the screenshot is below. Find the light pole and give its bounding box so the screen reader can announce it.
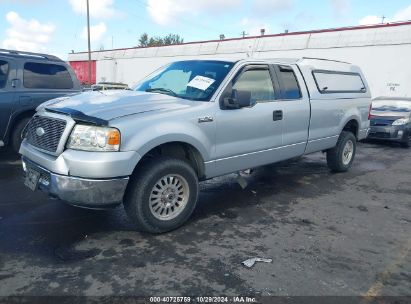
[86,0,92,86]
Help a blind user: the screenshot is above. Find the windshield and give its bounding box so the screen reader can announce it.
[135,60,234,101]
[373,100,411,113]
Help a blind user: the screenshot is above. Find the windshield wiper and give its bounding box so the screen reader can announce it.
[146,88,178,97]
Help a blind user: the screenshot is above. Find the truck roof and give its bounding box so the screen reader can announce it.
[174,57,353,66]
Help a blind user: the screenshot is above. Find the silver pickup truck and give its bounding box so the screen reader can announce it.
[20,58,371,233]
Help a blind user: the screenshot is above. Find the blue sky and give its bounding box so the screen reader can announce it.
[1,0,411,60]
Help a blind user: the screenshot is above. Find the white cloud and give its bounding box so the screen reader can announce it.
[240,18,277,36]
[359,15,385,26]
[69,0,118,19]
[147,0,242,25]
[330,0,350,17]
[2,0,46,4]
[358,4,411,26]
[2,11,55,53]
[393,4,411,21]
[251,0,294,17]
[81,22,107,42]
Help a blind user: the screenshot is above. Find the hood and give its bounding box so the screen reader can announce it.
[40,90,201,121]
[370,110,410,120]
[370,110,410,126]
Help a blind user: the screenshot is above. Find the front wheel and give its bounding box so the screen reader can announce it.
[326,131,357,172]
[124,157,199,233]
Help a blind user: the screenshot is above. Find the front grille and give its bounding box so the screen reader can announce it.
[26,116,67,153]
[369,132,391,139]
[370,119,394,126]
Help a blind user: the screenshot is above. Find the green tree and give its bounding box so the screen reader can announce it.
[138,33,184,47]
[138,33,149,47]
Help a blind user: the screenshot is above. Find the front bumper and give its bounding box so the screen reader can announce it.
[368,125,406,142]
[22,157,129,208]
[19,139,141,179]
[19,140,141,208]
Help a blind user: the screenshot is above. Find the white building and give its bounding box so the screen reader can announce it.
[68,21,411,98]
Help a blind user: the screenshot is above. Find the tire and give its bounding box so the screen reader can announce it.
[11,117,31,153]
[327,131,357,172]
[124,157,199,233]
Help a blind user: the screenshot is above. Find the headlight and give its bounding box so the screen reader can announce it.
[392,118,410,126]
[67,125,120,152]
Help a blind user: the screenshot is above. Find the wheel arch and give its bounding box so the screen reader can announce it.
[5,110,35,144]
[134,141,207,180]
[341,118,359,139]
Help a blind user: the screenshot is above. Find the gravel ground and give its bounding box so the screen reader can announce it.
[0,141,410,298]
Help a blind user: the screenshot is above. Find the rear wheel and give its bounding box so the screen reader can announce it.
[11,117,31,153]
[124,157,199,233]
[327,131,357,172]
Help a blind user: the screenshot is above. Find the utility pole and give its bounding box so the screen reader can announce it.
[86,0,92,86]
[241,31,248,39]
[381,15,386,24]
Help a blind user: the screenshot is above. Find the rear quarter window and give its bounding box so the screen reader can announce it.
[0,60,9,89]
[276,65,302,100]
[23,62,73,89]
[313,70,366,94]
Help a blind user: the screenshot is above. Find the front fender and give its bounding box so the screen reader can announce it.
[119,120,214,162]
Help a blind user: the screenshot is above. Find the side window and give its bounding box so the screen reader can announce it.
[313,70,366,93]
[276,65,302,100]
[23,62,73,89]
[0,60,9,89]
[232,68,275,103]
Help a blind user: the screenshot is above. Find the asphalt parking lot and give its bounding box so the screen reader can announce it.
[0,142,410,298]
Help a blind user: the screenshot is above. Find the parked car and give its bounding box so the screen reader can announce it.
[368,97,411,148]
[20,58,371,233]
[0,49,81,152]
[91,82,129,91]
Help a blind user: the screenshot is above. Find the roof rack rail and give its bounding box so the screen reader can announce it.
[300,57,351,64]
[0,49,61,61]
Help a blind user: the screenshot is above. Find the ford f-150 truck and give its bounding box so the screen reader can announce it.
[20,58,372,233]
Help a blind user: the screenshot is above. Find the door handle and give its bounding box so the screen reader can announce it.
[273,110,283,121]
[11,79,20,88]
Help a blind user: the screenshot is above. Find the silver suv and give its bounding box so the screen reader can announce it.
[20,58,371,233]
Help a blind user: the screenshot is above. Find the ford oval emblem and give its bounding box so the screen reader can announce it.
[36,127,45,137]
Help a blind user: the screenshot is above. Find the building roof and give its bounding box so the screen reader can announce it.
[69,20,411,56]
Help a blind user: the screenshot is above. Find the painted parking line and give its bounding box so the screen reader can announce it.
[363,239,411,300]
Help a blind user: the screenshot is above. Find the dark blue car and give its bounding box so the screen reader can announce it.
[368,97,411,148]
[0,49,81,152]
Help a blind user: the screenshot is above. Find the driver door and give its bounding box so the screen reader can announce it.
[213,64,284,175]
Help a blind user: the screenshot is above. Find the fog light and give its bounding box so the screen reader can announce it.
[22,160,27,172]
[40,178,50,187]
[398,130,404,138]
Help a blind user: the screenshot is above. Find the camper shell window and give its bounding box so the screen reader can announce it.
[312,70,366,94]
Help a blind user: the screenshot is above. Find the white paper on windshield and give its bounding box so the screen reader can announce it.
[187,76,215,91]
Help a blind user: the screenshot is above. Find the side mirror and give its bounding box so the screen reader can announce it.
[223,89,252,109]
